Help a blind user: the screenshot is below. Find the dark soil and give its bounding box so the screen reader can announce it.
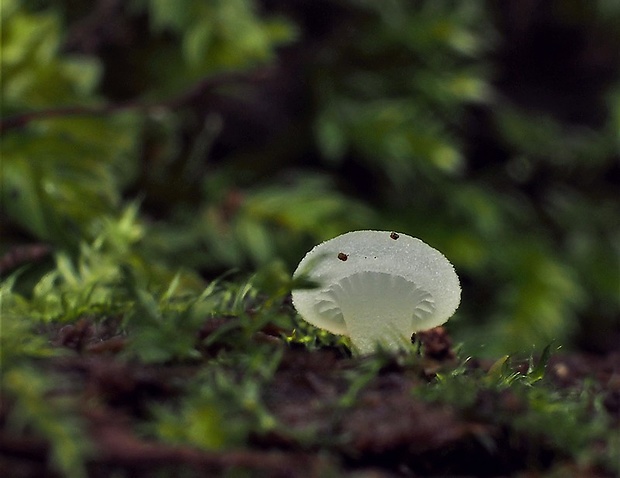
[1,320,618,478]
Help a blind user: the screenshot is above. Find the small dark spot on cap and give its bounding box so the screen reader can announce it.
[390,232,399,240]
[337,252,348,261]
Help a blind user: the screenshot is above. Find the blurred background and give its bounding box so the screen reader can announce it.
[2,0,619,356]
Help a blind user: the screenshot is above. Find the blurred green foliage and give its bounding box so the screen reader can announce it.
[149,345,281,450]
[1,0,619,357]
[1,0,100,110]
[313,1,493,180]
[128,0,295,97]
[3,365,92,478]
[1,1,139,244]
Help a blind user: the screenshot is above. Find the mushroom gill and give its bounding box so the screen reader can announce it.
[314,271,435,354]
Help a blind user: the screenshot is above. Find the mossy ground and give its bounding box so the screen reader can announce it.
[1,314,618,478]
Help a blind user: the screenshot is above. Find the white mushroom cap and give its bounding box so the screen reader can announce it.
[292,230,461,354]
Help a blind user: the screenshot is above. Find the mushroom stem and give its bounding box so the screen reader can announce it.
[321,271,435,354]
[345,314,410,355]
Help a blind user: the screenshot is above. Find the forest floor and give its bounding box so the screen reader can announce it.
[1,319,619,478]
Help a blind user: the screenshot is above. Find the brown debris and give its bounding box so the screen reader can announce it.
[341,389,467,456]
[0,244,52,276]
[54,319,96,352]
[85,406,324,476]
[53,317,126,355]
[548,352,620,390]
[415,326,456,361]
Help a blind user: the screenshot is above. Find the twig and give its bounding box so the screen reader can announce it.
[0,424,322,475]
[0,244,53,276]
[0,68,274,135]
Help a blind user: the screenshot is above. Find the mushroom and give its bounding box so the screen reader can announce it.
[292,230,461,354]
